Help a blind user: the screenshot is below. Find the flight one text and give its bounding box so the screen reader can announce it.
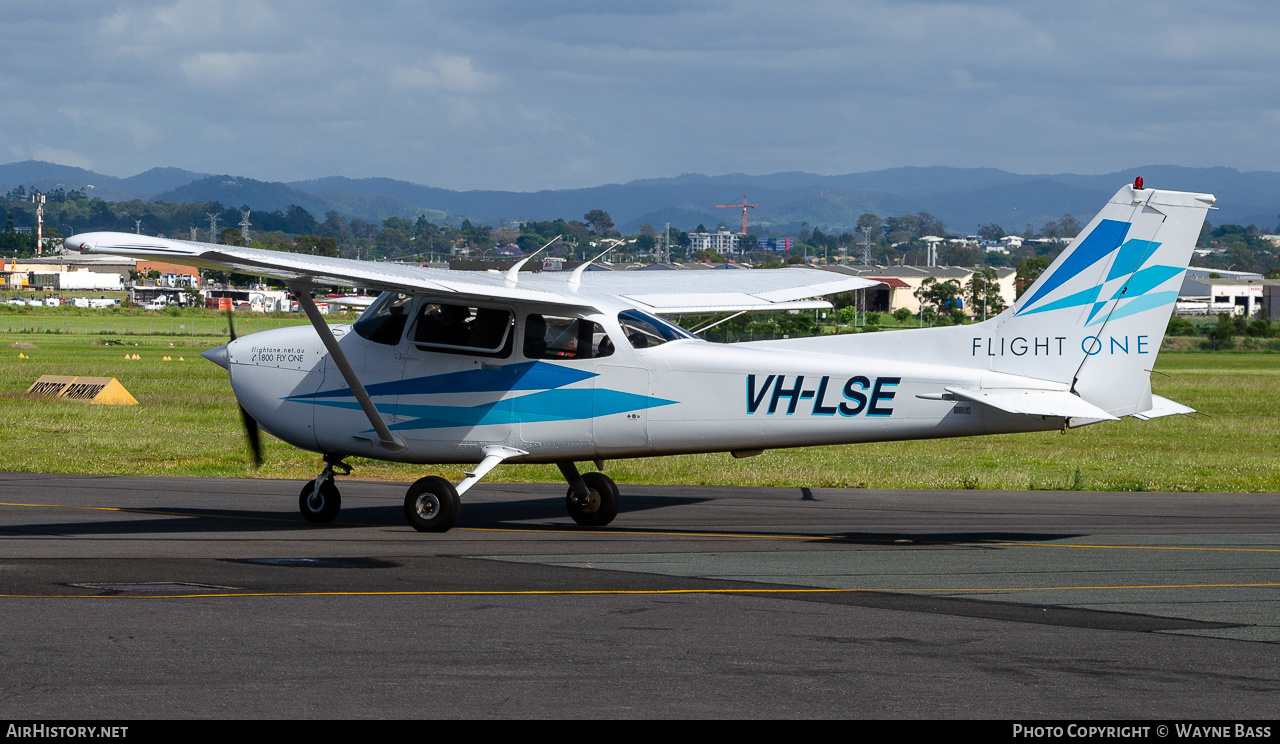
[971,335,1152,357]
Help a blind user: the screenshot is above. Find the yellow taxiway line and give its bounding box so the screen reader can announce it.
[3,582,1280,600]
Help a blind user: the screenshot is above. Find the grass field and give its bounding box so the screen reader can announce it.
[1,326,1276,492]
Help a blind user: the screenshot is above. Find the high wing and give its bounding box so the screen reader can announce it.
[66,232,587,306]
[66,232,881,313]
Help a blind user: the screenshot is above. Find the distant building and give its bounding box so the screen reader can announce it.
[1178,275,1280,317]
[688,224,742,255]
[755,237,793,252]
[136,260,201,287]
[821,265,1016,316]
[1184,267,1263,282]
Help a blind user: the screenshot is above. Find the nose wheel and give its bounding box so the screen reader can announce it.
[298,456,350,523]
[299,478,340,523]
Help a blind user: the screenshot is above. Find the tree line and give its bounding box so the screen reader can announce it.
[2,186,1275,278]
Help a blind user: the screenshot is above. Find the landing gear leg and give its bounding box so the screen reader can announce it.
[559,462,619,527]
[299,455,351,523]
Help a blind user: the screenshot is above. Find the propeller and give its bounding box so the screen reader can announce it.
[226,309,263,467]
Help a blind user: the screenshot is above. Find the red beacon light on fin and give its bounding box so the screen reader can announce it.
[1134,176,1144,190]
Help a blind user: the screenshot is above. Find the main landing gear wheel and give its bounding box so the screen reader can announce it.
[299,479,341,523]
[566,471,620,527]
[404,476,461,533]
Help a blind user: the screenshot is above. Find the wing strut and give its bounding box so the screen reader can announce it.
[289,280,406,454]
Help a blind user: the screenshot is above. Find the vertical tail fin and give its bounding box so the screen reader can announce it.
[985,182,1214,415]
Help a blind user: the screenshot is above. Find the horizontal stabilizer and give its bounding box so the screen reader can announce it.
[1130,394,1196,420]
[944,386,1119,421]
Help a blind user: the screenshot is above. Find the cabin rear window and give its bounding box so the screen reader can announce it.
[412,302,513,357]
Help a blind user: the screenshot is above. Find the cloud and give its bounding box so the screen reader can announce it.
[389,55,504,94]
[181,51,268,87]
[31,148,94,171]
[4,1,1280,189]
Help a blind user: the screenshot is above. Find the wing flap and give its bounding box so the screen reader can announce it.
[619,292,834,315]
[566,268,881,314]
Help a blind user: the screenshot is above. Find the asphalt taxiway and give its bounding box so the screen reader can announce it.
[1,472,1278,718]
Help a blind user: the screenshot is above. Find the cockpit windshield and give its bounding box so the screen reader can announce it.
[352,292,413,345]
[617,309,697,349]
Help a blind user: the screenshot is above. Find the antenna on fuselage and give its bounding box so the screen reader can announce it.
[567,245,615,291]
[504,234,561,286]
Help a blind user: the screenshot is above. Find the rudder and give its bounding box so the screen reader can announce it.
[983,181,1214,415]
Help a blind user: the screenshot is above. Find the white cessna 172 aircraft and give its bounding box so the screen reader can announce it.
[66,180,1212,532]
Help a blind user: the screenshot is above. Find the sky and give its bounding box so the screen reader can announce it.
[3,1,1279,191]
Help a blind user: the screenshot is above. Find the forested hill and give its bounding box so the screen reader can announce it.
[2,161,1277,235]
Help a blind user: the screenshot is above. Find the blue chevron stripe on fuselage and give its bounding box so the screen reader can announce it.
[284,360,677,432]
[289,360,597,401]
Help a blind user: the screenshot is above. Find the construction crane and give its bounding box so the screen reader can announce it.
[715,195,757,236]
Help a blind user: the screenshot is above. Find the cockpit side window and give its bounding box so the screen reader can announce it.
[617,309,695,349]
[352,292,413,345]
[523,314,614,360]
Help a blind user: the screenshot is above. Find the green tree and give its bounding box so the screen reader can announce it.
[1015,257,1051,298]
[965,267,1006,318]
[376,216,414,257]
[1246,317,1273,338]
[1208,313,1243,343]
[583,209,614,236]
[219,227,245,246]
[295,235,340,257]
[1166,316,1199,336]
[978,223,1005,241]
[0,232,34,256]
[856,213,883,241]
[913,277,963,314]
